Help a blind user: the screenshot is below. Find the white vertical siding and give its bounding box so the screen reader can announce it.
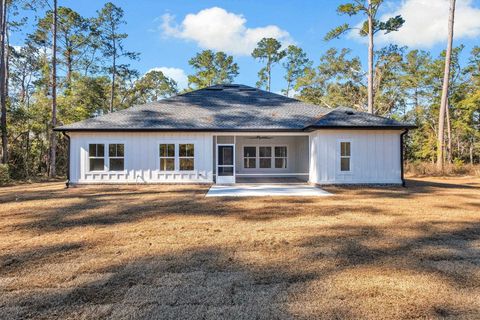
[309,130,402,184]
[69,130,402,185]
[69,132,214,184]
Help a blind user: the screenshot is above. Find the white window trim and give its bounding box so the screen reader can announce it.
[108,143,125,172]
[243,146,257,169]
[87,142,127,173]
[88,143,106,172]
[178,143,196,172]
[159,143,176,172]
[274,146,288,169]
[242,145,289,170]
[338,140,352,174]
[258,146,273,169]
[157,140,196,173]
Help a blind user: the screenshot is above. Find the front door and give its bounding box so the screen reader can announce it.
[217,144,235,184]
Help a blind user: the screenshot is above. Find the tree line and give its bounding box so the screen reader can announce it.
[0,0,478,182]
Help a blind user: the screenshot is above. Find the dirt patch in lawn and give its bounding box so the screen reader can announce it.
[0,177,479,319]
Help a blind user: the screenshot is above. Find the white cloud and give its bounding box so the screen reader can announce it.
[147,67,188,90]
[160,7,293,55]
[375,0,480,48]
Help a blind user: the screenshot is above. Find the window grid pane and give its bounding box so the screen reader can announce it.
[160,158,175,171]
[180,158,194,171]
[109,158,124,171]
[244,147,256,157]
[275,158,287,169]
[160,144,175,171]
[89,144,96,156]
[341,142,351,157]
[108,144,124,171]
[97,144,104,157]
[244,158,256,168]
[109,144,124,157]
[275,147,287,157]
[89,144,105,171]
[259,147,272,158]
[341,158,350,171]
[89,158,104,171]
[109,144,116,157]
[259,158,271,168]
[340,142,351,172]
[259,146,272,169]
[274,147,287,169]
[179,144,194,171]
[243,146,256,169]
[179,144,194,157]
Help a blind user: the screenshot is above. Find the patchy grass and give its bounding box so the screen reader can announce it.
[0,177,479,319]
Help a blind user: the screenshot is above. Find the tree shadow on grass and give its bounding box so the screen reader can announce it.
[1,222,479,319]
[0,242,85,276]
[9,196,388,233]
[0,247,356,320]
[324,178,480,200]
[2,182,393,233]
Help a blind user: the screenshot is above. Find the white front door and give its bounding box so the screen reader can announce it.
[216,144,235,184]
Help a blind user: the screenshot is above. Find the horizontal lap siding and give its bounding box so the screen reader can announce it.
[309,130,402,184]
[69,132,213,184]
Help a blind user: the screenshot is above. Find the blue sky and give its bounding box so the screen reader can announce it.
[11,0,480,93]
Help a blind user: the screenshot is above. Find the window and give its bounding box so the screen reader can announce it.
[259,146,272,168]
[89,144,105,171]
[159,144,175,171]
[243,146,256,168]
[179,144,194,170]
[275,146,287,169]
[109,144,124,171]
[340,142,351,172]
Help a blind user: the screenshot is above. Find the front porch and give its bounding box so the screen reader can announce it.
[213,134,310,184]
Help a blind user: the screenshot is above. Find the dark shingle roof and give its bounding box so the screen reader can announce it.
[307,107,414,129]
[55,84,414,131]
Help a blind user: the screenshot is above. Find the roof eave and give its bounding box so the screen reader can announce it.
[304,124,417,131]
[53,127,309,133]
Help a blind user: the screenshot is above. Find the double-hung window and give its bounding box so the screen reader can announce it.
[89,144,105,171]
[159,144,175,171]
[243,146,256,168]
[259,146,272,168]
[340,142,351,172]
[179,144,195,170]
[274,146,287,169]
[109,144,124,171]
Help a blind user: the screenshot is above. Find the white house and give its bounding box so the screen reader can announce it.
[55,84,414,186]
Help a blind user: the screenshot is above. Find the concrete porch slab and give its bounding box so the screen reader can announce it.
[206,183,332,197]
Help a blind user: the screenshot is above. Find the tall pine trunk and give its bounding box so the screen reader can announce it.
[0,0,7,164]
[469,139,474,165]
[285,80,291,97]
[110,54,115,112]
[446,104,452,163]
[367,0,374,114]
[437,0,456,171]
[109,35,116,113]
[66,49,72,87]
[266,57,271,92]
[49,0,58,177]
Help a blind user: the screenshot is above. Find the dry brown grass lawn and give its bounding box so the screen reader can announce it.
[0,177,479,319]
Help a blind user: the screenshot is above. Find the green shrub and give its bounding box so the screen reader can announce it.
[452,159,467,175]
[0,164,9,185]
